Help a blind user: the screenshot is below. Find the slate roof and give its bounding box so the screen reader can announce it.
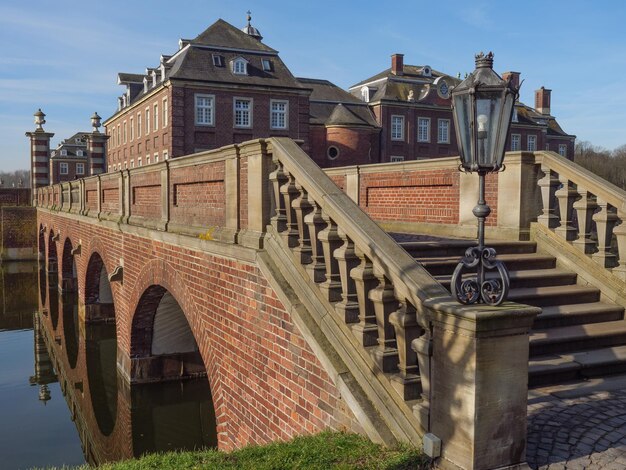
[51,132,89,159]
[117,73,144,84]
[350,65,448,89]
[298,77,379,128]
[191,19,276,53]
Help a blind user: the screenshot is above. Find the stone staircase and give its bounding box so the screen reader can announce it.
[393,235,626,388]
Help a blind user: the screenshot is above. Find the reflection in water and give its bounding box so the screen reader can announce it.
[37,265,218,466]
[86,322,118,437]
[0,262,38,331]
[132,380,218,457]
[62,291,79,369]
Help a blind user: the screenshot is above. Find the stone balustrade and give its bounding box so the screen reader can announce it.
[534,151,626,281]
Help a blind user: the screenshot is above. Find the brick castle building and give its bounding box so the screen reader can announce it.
[31,15,575,185]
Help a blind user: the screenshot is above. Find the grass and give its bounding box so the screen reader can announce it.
[54,431,429,470]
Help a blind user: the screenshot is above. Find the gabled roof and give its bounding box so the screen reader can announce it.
[297,78,363,104]
[191,19,276,53]
[350,65,448,89]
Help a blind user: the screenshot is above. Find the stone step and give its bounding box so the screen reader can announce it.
[508,285,601,307]
[398,239,537,258]
[435,268,577,291]
[533,302,625,329]
[529,345,626,387]
[530,320,626,357]
[416,253,556,276]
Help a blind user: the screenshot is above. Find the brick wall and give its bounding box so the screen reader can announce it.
[359,168,460,224]
[38,210,361,451]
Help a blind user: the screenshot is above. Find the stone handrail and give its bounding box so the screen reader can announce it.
[534,151,626,280]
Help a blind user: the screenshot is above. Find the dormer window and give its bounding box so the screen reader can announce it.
[422,66,432,77]
[512,107,518,123]
[76,150,84,157]
[360,86,370,102]
[261,59,272,72]
[231,57,248,75]
[60,149,67,156]
[212,54,224,67]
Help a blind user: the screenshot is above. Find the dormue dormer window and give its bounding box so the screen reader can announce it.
[232,57,248,75]
[261,59,272,72]
[60,149,67,156]
[76,150,84,157]
[212,54,224,67]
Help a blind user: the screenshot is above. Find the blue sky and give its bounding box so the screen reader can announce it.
[2,0,625,171]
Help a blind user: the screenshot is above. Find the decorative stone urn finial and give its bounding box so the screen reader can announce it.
[34,108,46,131]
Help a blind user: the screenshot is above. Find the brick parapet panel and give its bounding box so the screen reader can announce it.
[38,210,361,451]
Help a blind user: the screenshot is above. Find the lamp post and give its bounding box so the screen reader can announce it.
[450,52,519,305]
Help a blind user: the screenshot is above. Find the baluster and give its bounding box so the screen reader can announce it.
[592,199,618,268]
[612,211,626,281]
[303,201,326,283]
[318,212,342,302]
[389,301,422,401]
[572,189,598,254]
[333,228,360,324]
[369,266,399,373]
[291,182,313,264]
[412,327,433,429]
[537,164,560,229]
[350,247,379,347]
[555,177,578,241]
[279,171,300,248]
[269,159,287,233]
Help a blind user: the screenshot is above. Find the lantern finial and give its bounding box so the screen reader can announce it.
[474,51,494,69]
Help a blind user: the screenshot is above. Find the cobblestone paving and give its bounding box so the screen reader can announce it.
[527,389,626,469]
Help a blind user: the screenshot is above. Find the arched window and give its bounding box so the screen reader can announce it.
[232,58,248,75]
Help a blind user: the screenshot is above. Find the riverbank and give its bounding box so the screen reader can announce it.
[59,431,428,469]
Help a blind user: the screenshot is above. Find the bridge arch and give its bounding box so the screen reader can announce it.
[84,239,116,324]
[38,225,46,305]
[61,237,79,369]
[61,237,78,292]
[128,259,216,385]
[47,229,59,330]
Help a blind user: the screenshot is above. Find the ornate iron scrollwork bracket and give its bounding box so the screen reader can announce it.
[451,246,510,306]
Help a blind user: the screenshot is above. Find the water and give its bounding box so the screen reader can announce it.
[0,262,217,469]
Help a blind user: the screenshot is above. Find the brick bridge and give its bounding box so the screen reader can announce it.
[35,138,626,470]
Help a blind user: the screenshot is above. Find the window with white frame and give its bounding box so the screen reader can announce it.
[195,94,215,125]
[232,58,248,75]
[417,117,430,142]
[261,59,272,71]
[390,155,405,162]
[146,155,151,165]
[117,124,121,144]
[234,98,252,128]
[212,54,224,67]
[123,121,127,144]
[437,119,450,143]
[60,162,68,174]
[270,100,288,129]
[511,134,521,151]
[137,113,142,138]
[60,149,67,156]
[527,135,537,151]
[558,144,567,157]
[76,163,85,175]
[391,115,404,141]
[163,98,168,127]
[131,160,135,168]
[76,150,83,157]
[130,117,134,141]
[154,152,158,163]
[162,149,168,160]
[153,103,158,131]
[145,108,150,134]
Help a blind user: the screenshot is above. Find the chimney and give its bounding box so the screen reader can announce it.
[391,53,404,76]
[535,86,551,115]
[25,109,54,193]
[502,71,520,92]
